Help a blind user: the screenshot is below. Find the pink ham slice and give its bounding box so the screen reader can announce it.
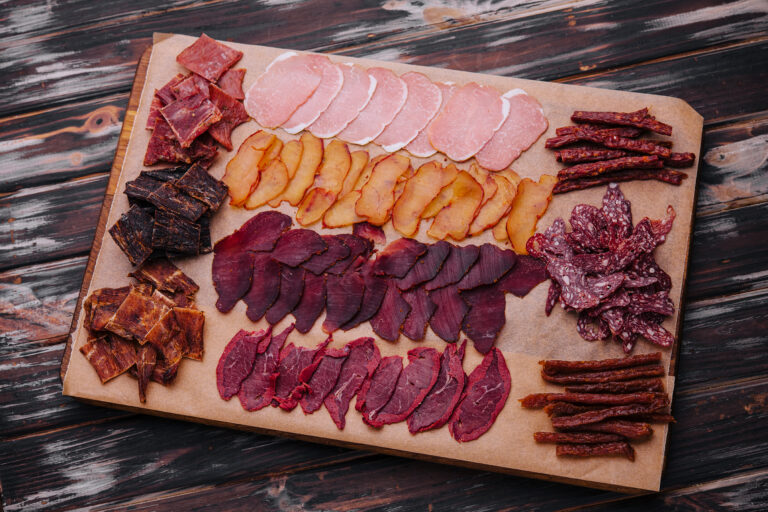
[309,63,376,138]
[428,82,510,162]
[337,67,407,145]
[405,82,456,158]
[475,89,548,171]
[374,72,442,153]
[282,56,344,134]
[244,52,322,129]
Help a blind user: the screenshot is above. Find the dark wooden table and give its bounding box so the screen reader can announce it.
[1,1,767,510]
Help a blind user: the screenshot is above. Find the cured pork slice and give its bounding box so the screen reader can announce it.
[340,261,388,330]
[238,324,294,411]
[176,33,243,82]
[283,56,344,134]
[245,52,323,128]
[242,254,282,322]
[449,347,511,442]
[424,244,480,291]
[309,63,376,138]
[374,72,442,152]
[353,222,386,246]
[405,82,456,158]
[428,285,468,343]
[357,355,403,422]
[217,68,246,99]
[338,67,407,145]
[266,266,305,325]
[401,286,437,341]
[373,238,427,278]
[216,329,269,400]
[326,234,371,275]
[428,82,509,161]
[300,344,348,414]
[365,347,440,427]
[461,286,507,354]
[137,345,157,403]
[292,272,326,334]
[397,240,451,290]
[323,273,365,333]
[457,244,517,291]
[273,337,330,410]
[271,229,328,267]
[408,341,467,433]
[302,235,350,275]
[160,91,222,148]
[207,84,249,151]
[496,255,547,297]
[325,337,381,429]
[370,281,411,342]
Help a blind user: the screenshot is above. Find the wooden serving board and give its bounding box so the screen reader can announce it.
[62,33,703,493]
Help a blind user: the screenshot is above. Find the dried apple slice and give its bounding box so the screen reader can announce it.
[355,154,412,225]
[392,161,444,237]
[468,163,498,207]
[469,174,518,236]
[506,174,558,254]
[223,131,276,205]
[493,214,510,242]
[259,138,284,169]
[421,164,459,219]
[339,150,369,197]
[323,190,363,228]
[427,171,484,241]
[282,133,324,206]
[296,140,351,225]
[244,159,289,209]
[281,140,303,179]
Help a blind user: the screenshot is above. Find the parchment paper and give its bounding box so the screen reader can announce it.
[63,33,703,492]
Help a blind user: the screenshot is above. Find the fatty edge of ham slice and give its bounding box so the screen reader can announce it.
[374,72,442,153]
[475,89,548,171]
[244,52,322,129]
[427,82,510,162]
[309,63,377,138]
[282,56,344,134]
[337,67,407,145]
[405,82,456,158]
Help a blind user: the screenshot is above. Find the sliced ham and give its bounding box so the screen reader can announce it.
[428,82,510,161]
[309,63,377,138]
[374,72,442,153]
[405,82,456,158]
[475,89,548,171]
[282,56,344,134]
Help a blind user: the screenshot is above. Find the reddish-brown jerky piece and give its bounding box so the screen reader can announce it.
[207,84,249,151]
[176,33,244,82]
[601,135,671,158]
[542,365,665,384]
[551,398,669,428]
[563,419,653,439]
[556,441,635,461]
[553,168,686,194]
[528,392,664,407]
[665,152,696,168]
[217,68,246,100]
[555,125,643,138]
[571,108,673,136]
[544,402,603,417]
[541,352,662,374]
[533,432,624,444]
[556,148,629,163]
[565,378,665,394]
[557,155,663,181]
[160,92,222,148]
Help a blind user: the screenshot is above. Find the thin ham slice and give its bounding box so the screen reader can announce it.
[309,63,376,138]
[337,67,407,145]
[405,82,456,158]
[428,82,510,161]
[475,89,548,171]
[282,56,344,134]
[244,52,322,129]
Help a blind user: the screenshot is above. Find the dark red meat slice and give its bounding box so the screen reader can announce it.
[273,337,330,410]
[340,261,389,330]
[449,347,511,442]
[207,84,249,151]
[496,255,547,298]
[568,204,609,252]
[601,183,633,245]
[146,94,164,130]
[242,254,281,322]
[160,92,222,148]
[326,234,372,275]
[370,281,411,342]
[356,355,403,418]
[428,285,468,343]
[373,238,428,278]
[302,235,350,275]
[266,266,305,325]
[291,272,326,334]
[172,73,210,99]
[556,442,635,461]
[217,68,246,100]
[626,314,675,347]
[353,222,387,245]
[156,74,185,104]
[137,344,157,403]
[217,210,292,253]
[408,341,467,433]
[144,117,218,166]
[323,273,365,333]
[212,238,254,313]
[397,240,451,290]
[457,244,517,290]
[176,33,243,82]
[324,337,381,429]
[424,244,480,291]
[401,286,437,341]
[271,229,328,267]
[461,285,507,354]
[238,324,293,411]
[299,344,348,414]
[216,329,268,400]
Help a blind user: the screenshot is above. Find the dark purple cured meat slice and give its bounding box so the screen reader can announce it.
[238,324,293,411]
[457,244,517,291]
[424,244,480,291]
[401,287,436,342]
[357,355,403,418]
[212,237,254,313]
[271,229,328,267]
[370,281,411,342]
[449,347,511,442]
[323,273,365,333]
[216,329,268,400]
[496,255,547,298]
[326,234,372,275]
[408,341,467,434]
[577,312,611,341]
[629,252,672,292]
[221,211,292,253]
[353,222,386,245]
[428,285,468,343]
[291,272,326,334]
[568,204,609,252]
[461,286,507,354]
[627,291,674,316]
[397,240,451,291]
[373,238,428,278]
[265,266,305,325]
[626,314,675,347]
[272,337,330,410]
[302,235,350,275]
[243,254,281,322]
[340,261,388,330]
[365,347,440,427]
[299,344,348,414]
[527,218,572,261]
[324,337,381,429]
[601,183,633,246]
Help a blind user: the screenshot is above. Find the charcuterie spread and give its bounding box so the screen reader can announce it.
[62,33,704,492]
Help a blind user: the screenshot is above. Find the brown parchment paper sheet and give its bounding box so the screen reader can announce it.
[63,33,703,492]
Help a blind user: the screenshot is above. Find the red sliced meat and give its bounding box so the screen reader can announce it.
[156,73,185,104]
[370,281,411,342]
[449,347,511,442]
[172,74,210,99]
[357,355,403,420]
[207,84,249,151]
[323,272,365,333]
[397,240,451,290]
[424,244,480,291]
[212,239,253,313]
[299,344,348,414]
[292,272,326,334]
[428,285,468,343]
[217,211,292,253]
[408,341,467,433]
[177,33,243,82]
[401,287,437,342]
[496,255,547,297]
[406,82,456,158]
[216,329,269,400]
[265,266,305,325]
[283,56,344,134]
[461,286,507,354]
[457,244,517,290]
[146,93,164,130]
[375,72,442,152]
[242,254,281,322]
[238,324,293,411]
[324,337,381,429]
[271,229,328,267]
[272,337,330,410]
[353,222,386,246]
[373,238,427,278]
[309,63,376,138]
[326,234,372,275]
[302,235,350,275]
[340,261,389,330]
[217,68,246,100]
[160,92,222,148]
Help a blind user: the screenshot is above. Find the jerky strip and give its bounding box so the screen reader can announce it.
[524,392,664,407]
[542,365,665,384]
[556,148,629,163]
[628,412,676,423]
[542,352,662,374]
[555,125,642,138]
[552,168,686,194]
[534,432,624,444]
[556,441,635,461]
[565,378,665,394]
[544,402,603,417]
[601,135,671,158]
[560,419,653,439]
[665,152,696,168]
[551,398,669,428]
[571,108,673,136]
[557,155,662,180]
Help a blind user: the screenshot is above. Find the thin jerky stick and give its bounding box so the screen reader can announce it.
[519,393,551,408]
[542,365,665,384]
[665,152,696,168]
[601,135,671,158]
[534,432,624,444]
[541,352,662,374]
[551,398,669,428]
[558,419,653,439]
[571,108,673,136]
[556,441,635,461]
[555,125,643,138]
[549,392,664,406]
[552,169,686,194]
[565,378,665,394]
[556,148,629,163]
[557,155,663,180]
[545,402,604,417]
[628,412,676,423]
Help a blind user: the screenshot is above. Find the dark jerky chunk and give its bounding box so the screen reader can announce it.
[553,168,686,194]
[545,281,560,316]
[271,229,327,267]
[146,93,165,130]
[551,398,669,428]
[496,255,547,298]
[80,336,122,383]
[565,378,665,394]
[542,352,662,375]
[109,205,154,265]
[84,286,131,331]
[172,73,210,99]
[151,210,200,254]
[665,152,696,168]
[555,125,643,138]
[160,92,222,148]
[325,337,380,429]
[129,258,199,296]
[556,441,635,461]
[291,272,326,334]
[542,365,665,384]
[340,261,388,330]
[175,162,228,211]
[216,329,268,400]
[429,285,468,343]
[534,432,624,444]
[217,67,246,99]
[266,266,305,325]
[556,148,629,163]
[273,338,330,410]
[143,166,189,183]
[207,84,249,151]
[238,324,293,411]
[144,309,185,364]
[156,74,185,104]
[177,33,243,82]
[357,355,403,418]
[571,108,672,136]
[461,285,506,354]
[326,234,371,274]
[425,244,480,291]
[397,240,451,291]
[198,214,212,254]
[626,314,675,347]
[136,344,157,403]
[147,181,207,222]
[104,287,170,342]
[561,419,653,439]
[173,307,205,360]
[373,238,427,278]
[323,272,365,333]
[242,254,281,322]
[557,155,663,181]
[401,287,437,342]
[303,235,350,275]
[370,280,411,342]
[125,173,165,204]
[457,244,517,290]
[212,239,253,313]
[300,344,348,414]
[353,221,387,245]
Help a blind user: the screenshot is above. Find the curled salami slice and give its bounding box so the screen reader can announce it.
[353,222,387,246]
[571,108,672,136]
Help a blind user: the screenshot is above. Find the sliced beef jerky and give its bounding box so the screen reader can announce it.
[175,162,228,211]
[373,238,428,278]
[80,336,122,383]
[151,210,201,255]
[212,239,254,313]
[145,309,185,364]
[424,244,480,291]
[401,286,436,342]
[207,84,249,151]
[292,272,326,334]
[300,344,348,414]
[125,173,165,204]
[273,337,331,410]
[397,240,451,291]
[340,261,388,330]
[146,93,165,130]
[198,213,212,254]
[172,73,210,99]
[457,244,517,291]
[326,234,371,275]
[323,272,365,333]
[147,181,207,222]
[238,324,294,411]
[449,347,511,442]
[109,205,154,265]
[143,166,189,183]
[176,33,243,82]
[160,91,222,148]
[143,118,192,166]
[104,287,170,342]
[151,357,180,385]
[496,255,547,298]
[325,337,381,429]
[242,254,282,322]
[272,229,328,267]
[408,341,467,434]
[137,344,157,403]
[461,285,506,354]
[357,355,403,422]
[129,258,199,296]
[156,74,185,104]
[303,235,350,275]
[224,210,293,253]
[428,285,468,343]
[84,286,131,332]
[107,334,138,374]
[266,266,305,325]
[217,67,246,100]
[215,328,269,400]
[370,280,411,342]
[173,307,205,360]
[353,222,386,245]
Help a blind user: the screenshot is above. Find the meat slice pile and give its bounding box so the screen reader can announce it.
[80,259,204,402]
[520,352,674,461]
[528,184,676,353]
